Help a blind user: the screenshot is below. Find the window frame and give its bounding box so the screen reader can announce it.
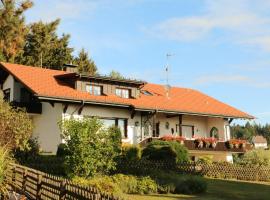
[86,84,102,96]
[115,88,130,99]
[3,88,11,102]
[177,124,194,138]
[100,117,128,139]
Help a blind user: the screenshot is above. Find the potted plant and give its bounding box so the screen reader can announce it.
[174,136,186,145]
[195,138,204,148]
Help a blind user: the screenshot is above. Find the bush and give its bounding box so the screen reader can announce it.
[14,137,40,162]
[142,140,189,164]
[151,170,207,194]
[0,146,13,195]
[238,149,270,167]
[122,145,142,161]
[197,155,213,164]
[0,92,33,150]
[73,174,157,195]
[60,117,122,177]
[56,143,69,157]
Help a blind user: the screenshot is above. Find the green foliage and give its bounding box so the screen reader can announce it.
[0,146,13,195]
[109,70,124,79]
[197,155,213,164]
[150,170,207,195]
[74,48,97,75]
[60,117,122,178]
[122,145,142,161]
[0,0,33,62]
[14,137,40,162]
[56,143,69,157]
[0,92,33,150]
[237,149,270,167]
[19,19,73,69]
[73,174,157,195]
[142,140,189,164]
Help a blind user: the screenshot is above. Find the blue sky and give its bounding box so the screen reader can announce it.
[25,0,270,124]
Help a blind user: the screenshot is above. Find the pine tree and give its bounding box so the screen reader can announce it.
[0,0,32,62]
[18,19,73,69]
[74,48,97,75]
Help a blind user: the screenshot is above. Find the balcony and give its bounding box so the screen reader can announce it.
[11,101,42,114]
[139,137,252,153]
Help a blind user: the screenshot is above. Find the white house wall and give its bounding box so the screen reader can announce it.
[32,102,62,154]
[2,75,14,100]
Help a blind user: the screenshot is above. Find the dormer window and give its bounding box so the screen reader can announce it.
[86,85,102,96]
[116,88,130,98]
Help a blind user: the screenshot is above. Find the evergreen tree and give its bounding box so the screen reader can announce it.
[109,70,124,79]
[0,0,32,62]
[73,48,97,75]
[18,19,73,69]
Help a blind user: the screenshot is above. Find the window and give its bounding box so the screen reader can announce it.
[101,118,128,138]
[20,88,32,103]
[141,90,153,96]
[3,89,10,102]
[86,85,102,96]
[116,88,130,98]
[180,125,194,138]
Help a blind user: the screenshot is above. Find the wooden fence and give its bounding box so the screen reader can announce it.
[117,160,270,182]
[6,163,123,200]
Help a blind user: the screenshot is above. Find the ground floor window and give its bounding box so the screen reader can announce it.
[101,118,128,138]
[176,124,194,138]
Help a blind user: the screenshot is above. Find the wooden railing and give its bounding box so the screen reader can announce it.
[6,163,123,200]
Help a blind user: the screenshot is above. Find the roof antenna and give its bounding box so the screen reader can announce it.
[165,53,174,99]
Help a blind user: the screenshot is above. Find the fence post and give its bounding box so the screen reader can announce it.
[36,174,43,200]
[60,179,67,200]
[22,168,28,192]
[12,165,16,191]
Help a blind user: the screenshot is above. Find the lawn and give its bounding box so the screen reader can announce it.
[124,178,270,200]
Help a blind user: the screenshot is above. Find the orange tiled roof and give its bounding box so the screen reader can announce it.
[0,62,254,119]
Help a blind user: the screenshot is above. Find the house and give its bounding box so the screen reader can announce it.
[0,62,254,162]
[252,136,268,149]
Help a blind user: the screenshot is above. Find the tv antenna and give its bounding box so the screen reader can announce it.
[165,53,175,98]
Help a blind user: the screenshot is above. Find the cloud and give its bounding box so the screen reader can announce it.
[148,0,270,52]
[194,74,270,88]
[26,0,97,22]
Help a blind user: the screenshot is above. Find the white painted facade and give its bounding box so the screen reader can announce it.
[1,74,234,163]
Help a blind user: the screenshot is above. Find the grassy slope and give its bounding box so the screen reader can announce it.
[124,178,270,200]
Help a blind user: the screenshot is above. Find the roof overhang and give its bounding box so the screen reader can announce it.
[36,95,254,120]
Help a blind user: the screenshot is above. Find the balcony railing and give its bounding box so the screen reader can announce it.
[11,101,42,114]
[139,137,252,153]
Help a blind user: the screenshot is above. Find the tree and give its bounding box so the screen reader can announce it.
[60,117,121,178]
[73,48,97,75]
[17,19,73,69]
[109,70,124,79]
[0,92,33,150]
[0,0,32,62]
[238,149,270,167]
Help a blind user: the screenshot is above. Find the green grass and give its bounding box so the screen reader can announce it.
[124,178,270,200]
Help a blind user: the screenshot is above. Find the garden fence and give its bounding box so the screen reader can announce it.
[117,160,270,182]
[6,163,124,200]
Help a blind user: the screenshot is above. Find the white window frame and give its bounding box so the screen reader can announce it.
[86,85,102,96]
[115,88,130,98]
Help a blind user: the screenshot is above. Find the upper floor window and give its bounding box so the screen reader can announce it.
[86,85,102,96]
[116,88,130,98]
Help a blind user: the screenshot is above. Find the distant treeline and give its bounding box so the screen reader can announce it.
[231,122,270,144]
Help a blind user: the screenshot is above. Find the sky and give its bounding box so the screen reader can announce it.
[25,0,270,124]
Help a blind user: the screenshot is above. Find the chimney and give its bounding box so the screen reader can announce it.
[63,63,78,73]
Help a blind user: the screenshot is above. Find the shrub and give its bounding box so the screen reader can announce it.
[142,140,189,164]
[238,149,270,167]
[197,155,213,164]
[151,170,207,194]
[73,174,157,195]
[14,137,40,162]
[122,145,142,161]
[56,143,69,157]
[60,117,122,178]
[0,92,33,150]
[0,146,13,195]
